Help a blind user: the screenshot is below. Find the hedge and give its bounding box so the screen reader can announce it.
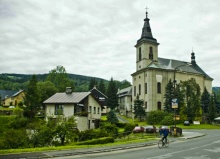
[76,137,114,145]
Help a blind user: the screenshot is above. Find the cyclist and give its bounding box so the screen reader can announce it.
[159,127,169,145]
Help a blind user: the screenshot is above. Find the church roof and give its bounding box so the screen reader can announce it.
[147,57,213,80]
[136,12,159,46]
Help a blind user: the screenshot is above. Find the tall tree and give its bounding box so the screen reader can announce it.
[106,77,118,110]
[46,66,74,92]
[88,78,98,90]
[37,81,57,105]
[24,75,40,119]
[208,94,217,123]
[163,79,174,112]
[133,94,145,121]
[98,79,106,95]
[201,87,210,114]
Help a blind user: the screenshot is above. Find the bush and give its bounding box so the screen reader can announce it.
[0,116,12,135]
[115,122,127,128]
[76,137,114,145]
[123,123,135,135]
[160,115,174,125]
[147,111,171,125]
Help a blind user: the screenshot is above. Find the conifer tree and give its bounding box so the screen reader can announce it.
[107,110,119,124]
[24,75,40,119]
[98,79,106,95]
[208,94,217,123]
[163,79,174,112]
[201,87,210,114]
[106,77,118,110]
[133,94,145,121]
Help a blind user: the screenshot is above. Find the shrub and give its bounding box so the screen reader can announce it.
[160,115,174,125]
[123,123,135,135]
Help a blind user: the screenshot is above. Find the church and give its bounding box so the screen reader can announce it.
[118,11,213,117]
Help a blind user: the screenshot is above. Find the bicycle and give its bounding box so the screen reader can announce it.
[158,138,169,149]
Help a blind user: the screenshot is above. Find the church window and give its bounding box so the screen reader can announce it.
[134,86,136,96]
[149,47,153,59]
[139,84,141,95]
[145,83,147,94]
[157,102,161,110]
[157,82,161,93]
[139,47,142,61]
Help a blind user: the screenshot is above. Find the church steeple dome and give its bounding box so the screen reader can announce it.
[191,51,196,65]
[137,11,158,45]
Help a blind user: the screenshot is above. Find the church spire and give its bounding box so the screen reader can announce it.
[137,10,158,45]
[191,50,196,65]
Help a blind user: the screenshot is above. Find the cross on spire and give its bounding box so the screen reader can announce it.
[145,6,149,12]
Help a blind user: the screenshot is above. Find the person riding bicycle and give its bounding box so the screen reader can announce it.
[160,127,169,145]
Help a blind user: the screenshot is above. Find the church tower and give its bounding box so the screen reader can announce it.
[135,11,159,71]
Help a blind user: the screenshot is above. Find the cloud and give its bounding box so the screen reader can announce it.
[0,0,220,86]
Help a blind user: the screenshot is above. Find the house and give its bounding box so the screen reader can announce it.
[0,90,25,107]
[89,86,108,114]
[131,11,212,115]
[43,87,103,131]
[117,86,132,117]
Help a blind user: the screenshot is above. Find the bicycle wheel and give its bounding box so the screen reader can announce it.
[158,140,163,149]
[165,139,169,148]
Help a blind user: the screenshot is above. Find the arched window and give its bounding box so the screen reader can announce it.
[157,102,161,110]
[139,47,142,61]
[149,46,153,59]
[157,82,161,93]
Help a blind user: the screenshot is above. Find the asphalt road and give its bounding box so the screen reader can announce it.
[53,129,220,159]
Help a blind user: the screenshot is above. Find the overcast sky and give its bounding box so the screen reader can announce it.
[0,0,220,86]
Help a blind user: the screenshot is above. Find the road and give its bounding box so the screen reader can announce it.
[54,130,220,159]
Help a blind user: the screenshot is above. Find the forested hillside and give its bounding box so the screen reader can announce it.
[0,73,107,92]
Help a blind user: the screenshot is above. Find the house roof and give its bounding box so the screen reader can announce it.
[0,90,18,100]
[117,86,132,97]
[12,90,24,97]
[43,92,91,104]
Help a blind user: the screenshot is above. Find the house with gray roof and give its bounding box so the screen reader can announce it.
[43,87,103,131]
[117,86,132,117]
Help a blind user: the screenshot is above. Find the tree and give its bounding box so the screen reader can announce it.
[133,94,145,121]
[181,78,201,123]
[163,79,174,112]
[208,94,217,123]
[54,116,78,145]
[88,78,98,90]
[37,81,57,105]
[98,79,106,95]
[24,75,40,119]
[106,77,118,110]
[201,87,210,115]
[46,65,74,92]
[106,110,119,124]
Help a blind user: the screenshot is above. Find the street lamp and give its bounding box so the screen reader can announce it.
[172,63,191,127]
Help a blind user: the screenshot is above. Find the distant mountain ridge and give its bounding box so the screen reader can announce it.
[0,73,108,91]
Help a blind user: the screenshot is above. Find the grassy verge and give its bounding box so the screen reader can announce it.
[0,133,158,155]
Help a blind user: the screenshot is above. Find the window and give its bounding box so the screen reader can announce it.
[145,102,147,109]
[157,82,161,93]
[145,83,147,94]
[89,106,92,113]
[139,47,142,61]
[134,86,136,96]
[139,84,141,95]
[149,46,153,59]
[55,104,64,115]
[157,102,161,110]
[98,107,100,114]
[94,107,96,114]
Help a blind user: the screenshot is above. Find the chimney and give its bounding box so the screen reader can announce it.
[66,87,72,94]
